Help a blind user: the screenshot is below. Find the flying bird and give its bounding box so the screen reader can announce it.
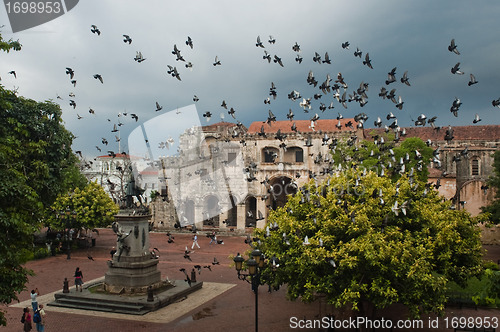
[91,25,100,35]
[256,35,264,48]
[186,36,193,49]
[363,53,373,69]
[468,74,478,86]
[451,62,464,75]
[213,56,221,66]
[155,102,163,112]
[65,67,74,79]
[448,38,460,55]
[341,41,350,49]
[400,71,411,86]
[93,74,103,83]
[123,34,132,44]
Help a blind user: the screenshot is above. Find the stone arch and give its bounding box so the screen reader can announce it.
[267,175,297,211]
[245,195,258,227]
[202,194,220,227]
[261,146,280,163]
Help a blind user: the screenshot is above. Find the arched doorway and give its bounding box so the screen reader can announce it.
[245,196,257,227]
[225,194,238,227]
[181,200,195,227]
[268,176,297,210]
[203,195,220,227]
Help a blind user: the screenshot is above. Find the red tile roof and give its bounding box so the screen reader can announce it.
[364,125,500,142]
[247,119,359,134]
[202,121,242,132]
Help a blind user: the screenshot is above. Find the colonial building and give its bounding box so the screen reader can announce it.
[146,120,499,232]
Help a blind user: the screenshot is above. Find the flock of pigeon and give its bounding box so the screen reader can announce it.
[44,26,499,166]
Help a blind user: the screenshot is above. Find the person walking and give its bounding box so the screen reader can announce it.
[23,307,32,332]
[30,288,39,311]
[209,231,217,245]
[74,267,83,292]
[191,233,200,249]
[34,304,45,332]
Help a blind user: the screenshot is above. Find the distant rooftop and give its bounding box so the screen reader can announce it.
[247,119,359,134]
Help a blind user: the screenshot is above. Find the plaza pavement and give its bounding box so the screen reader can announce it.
[2,228,499,331]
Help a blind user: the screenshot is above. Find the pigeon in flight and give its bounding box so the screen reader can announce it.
[123,34,132,44]
[65,67,74,79]
[363,53,373,69]
[451,62,464,75]
[400,71,411,86]
[91,25,100,35]
[256,35,264,48]
[448,38,460,55]
[186,36,193,49]
[292,42,300,52]
[341,41,350,49]
[213,56,221,66]
[155,102,163,112]
[468,74,478,86]
[93,74,103,83]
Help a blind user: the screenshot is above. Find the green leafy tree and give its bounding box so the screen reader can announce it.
[46,181,119,231]
[481,150,500,224]
[330,135,434,183]
[254,168,483,319]
[0,33,85,326]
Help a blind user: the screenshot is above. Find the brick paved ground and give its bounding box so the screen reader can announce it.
[2,229,499,332]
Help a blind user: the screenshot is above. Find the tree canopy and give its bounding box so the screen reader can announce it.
[46,181,119,231]
[254,167,483,318]
[0,33,86,326]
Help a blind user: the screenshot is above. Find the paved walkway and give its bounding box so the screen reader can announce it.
[2,229,499,331]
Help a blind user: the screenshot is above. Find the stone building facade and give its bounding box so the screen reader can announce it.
[145,120,499,232]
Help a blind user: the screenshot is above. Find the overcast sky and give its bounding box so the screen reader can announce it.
[1,0,499,158]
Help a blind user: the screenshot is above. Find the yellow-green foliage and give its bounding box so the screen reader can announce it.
[255,168,483,317]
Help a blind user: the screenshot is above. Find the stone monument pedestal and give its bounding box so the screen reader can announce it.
[104,212,164,294]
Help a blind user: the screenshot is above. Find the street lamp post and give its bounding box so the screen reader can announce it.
[233,249,270,332]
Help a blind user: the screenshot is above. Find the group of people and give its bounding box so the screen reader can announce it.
[22,288,45,331]
[22,267,85,331]
[191,231,224,249]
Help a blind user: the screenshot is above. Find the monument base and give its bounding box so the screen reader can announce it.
[48,278,203,315]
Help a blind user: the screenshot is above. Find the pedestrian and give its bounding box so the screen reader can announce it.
[34,304,45,332]
[23,307,32,332]
[30,288,39,311]
[191,232,200,249]
[209,231,217,245]
[74,267,83,292]
[110,246,116,260]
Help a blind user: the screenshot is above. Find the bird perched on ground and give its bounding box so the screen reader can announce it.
[93,74,103,83]
[212,257,220,265]
[123,34,132,44]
